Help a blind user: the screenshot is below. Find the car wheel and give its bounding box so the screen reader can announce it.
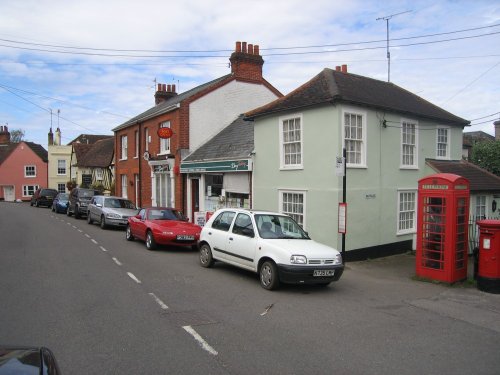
[260,260,280,290]
[199,243,215,268]
[125,225,134,241]
[145,231,157,250]
[100,215,107,229]
[74,206,81,219]
[87,213,93,224]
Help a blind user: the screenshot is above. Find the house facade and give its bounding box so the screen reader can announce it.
[113,41,281,218]
[48,127,72,193]
[0,126,48,202]
[245,66,469,260]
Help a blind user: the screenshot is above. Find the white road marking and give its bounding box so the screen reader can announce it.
[72,225,77,229]
[127,272,141,284]
[84,233,90,238]
[112,257,122,266]
[148,293,169,310]
[100,246,107,252]
[182,326,218,356]
[91,239,98,244]
[67,222,71,225]
[78,229,83,233]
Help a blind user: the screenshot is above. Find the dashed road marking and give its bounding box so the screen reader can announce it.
[112,257,122,266]
[127,272,141,284]
[72,225,77,229]
[100,246,107,252]
[149,293,169,310]
[78,229,83,233]
[91,239,98,244]
[84,233,90,238]
[183,326,218,356]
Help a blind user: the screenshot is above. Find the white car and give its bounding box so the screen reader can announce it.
[198,208,344,290]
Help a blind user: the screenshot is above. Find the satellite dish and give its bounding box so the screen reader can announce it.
[143,151,150,160]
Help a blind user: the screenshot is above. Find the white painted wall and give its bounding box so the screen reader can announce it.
[189,80,278,151]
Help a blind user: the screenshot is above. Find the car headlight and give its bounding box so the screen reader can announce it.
[290,255,307,264]
[333,253,343,265]
[106,213,121,219]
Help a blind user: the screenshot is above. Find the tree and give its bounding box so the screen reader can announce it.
[10,129,25,143]
[470,141,500,176]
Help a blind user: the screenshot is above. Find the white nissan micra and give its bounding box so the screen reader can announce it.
[198,208,344,290]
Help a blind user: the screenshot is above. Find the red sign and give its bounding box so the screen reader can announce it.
[157,127,173,139]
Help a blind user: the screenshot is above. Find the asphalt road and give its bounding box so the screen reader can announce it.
[1,202,499,375]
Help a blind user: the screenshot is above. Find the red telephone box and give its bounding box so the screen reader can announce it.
[416,173,469,283]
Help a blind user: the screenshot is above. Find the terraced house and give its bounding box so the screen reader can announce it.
[113,41,281,219]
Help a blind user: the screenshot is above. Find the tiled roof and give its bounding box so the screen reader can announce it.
[68,134,113,145]
[112,74,232,131]
[183,115,252,162]
[0,143,17,165]
[245,68,469,126]
[79,137,114,167]
[463,131,495,146]
[426,159,500,192]
[73,143,93,166]
[0,142,47,165]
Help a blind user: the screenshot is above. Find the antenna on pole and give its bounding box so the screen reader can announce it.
[376,10,412,82]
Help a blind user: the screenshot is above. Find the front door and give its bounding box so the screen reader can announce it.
[3,186,15,201]
[191,179,199,221]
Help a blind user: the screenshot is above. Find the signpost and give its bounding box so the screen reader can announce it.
[338,149,347,264]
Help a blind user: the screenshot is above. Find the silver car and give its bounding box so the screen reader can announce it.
[87,196,139,229]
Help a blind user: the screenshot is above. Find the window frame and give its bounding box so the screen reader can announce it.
[95,168,103,181]
[400,119,418,169]
[397,190,417,235]
[57,183,66,193]
[279,189,306,229]
[342,108,367,168]
[279,114,303,170]
[120,135,128,160]
[57,159,66,175]
[23,185,39,197]
[159,121,171,155]
[144,128,149,152]
[134,130,139,158]
[24,165,36,177]
[475,195,487,219]
[436,126,450,160]
[121,174,128,198]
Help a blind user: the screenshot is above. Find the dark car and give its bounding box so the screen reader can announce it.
[30,188,58,208]
[52,193,69,214]
[0,346,61,374]
[67,188,100,219]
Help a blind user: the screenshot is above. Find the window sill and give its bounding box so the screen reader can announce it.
[279,166,304,171]
[346,165,367,169]
[397,230,416,236]
[119,158,128,161]
[399,166,419,170]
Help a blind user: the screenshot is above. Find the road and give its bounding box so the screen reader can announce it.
[1,201,499,374]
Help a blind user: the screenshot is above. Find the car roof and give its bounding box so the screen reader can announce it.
[215,208,286,216]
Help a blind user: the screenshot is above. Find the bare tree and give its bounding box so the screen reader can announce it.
[10,129,25,143]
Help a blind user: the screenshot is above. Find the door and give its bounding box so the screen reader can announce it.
[208,210,236,260]
[191,179,199,221]
[3,186,15,202]
[227,213,258,269]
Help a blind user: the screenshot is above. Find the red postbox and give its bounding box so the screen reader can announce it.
[416,174,469,283]
[476,220,500,294]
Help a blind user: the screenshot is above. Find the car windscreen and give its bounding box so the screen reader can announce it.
[57,193,69,200]
[80,190,95,197]
[41,189,58,196]
[255,214,310,239]
[104,198,136,209]
[148,209,183,220]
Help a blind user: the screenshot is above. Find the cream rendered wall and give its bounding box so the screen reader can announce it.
[48,144,72,192]
[189,80,279,151]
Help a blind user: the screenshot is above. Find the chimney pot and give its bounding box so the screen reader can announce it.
[254,45,259,55]
[163,83,167,91]
[242,42,247,53]
[248,44,253,54]
[157,83,162,91]
[167,84,171,92]
[335,66,341,71]
[341,64,348,73]
[236,41,241,53]
[172,84,176,93]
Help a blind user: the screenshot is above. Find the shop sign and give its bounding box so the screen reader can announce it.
[157,127,173,139]
[180,159,251,173]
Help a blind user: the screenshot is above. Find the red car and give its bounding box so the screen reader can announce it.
[126,207,201,250]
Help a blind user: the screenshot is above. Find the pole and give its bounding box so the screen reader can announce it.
[342,147,346,264]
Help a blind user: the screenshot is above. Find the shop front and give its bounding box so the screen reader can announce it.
[181,159,252,225]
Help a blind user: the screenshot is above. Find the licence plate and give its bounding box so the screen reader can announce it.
[176,235,195,241]
[313,270,335,277]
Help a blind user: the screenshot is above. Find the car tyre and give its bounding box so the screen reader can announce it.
[260,260,280,290]
[74,206,81,219]
[145,230,157,250]
[100,215,107,229]
[125,225,134,241]
[87,213,93,224]
[199,243,215,268]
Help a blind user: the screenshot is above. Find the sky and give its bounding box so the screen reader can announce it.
[0,0,499,148]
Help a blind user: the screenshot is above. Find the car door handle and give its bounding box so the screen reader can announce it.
[208,232,212,235]
[229,237,234,241]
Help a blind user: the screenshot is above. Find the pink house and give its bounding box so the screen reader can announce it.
[0,126,48,202]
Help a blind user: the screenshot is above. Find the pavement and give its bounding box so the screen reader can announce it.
[346,252,500,334]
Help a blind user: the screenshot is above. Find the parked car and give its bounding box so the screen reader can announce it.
[126,207,201,250]
[198,208,344,290]
[66,188,100,219]
[51,192,69,214]
[87,196,139,229]
[30,188,58,208]
[0,345,61,374]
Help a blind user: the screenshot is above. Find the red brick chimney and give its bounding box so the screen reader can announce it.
[0,125,11,144]
[155,83,178,105]
[335,65,348,73]
[229,41,264,82]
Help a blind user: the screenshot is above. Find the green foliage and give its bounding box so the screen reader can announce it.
[470,141,500,176]
[90,182,105,193]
